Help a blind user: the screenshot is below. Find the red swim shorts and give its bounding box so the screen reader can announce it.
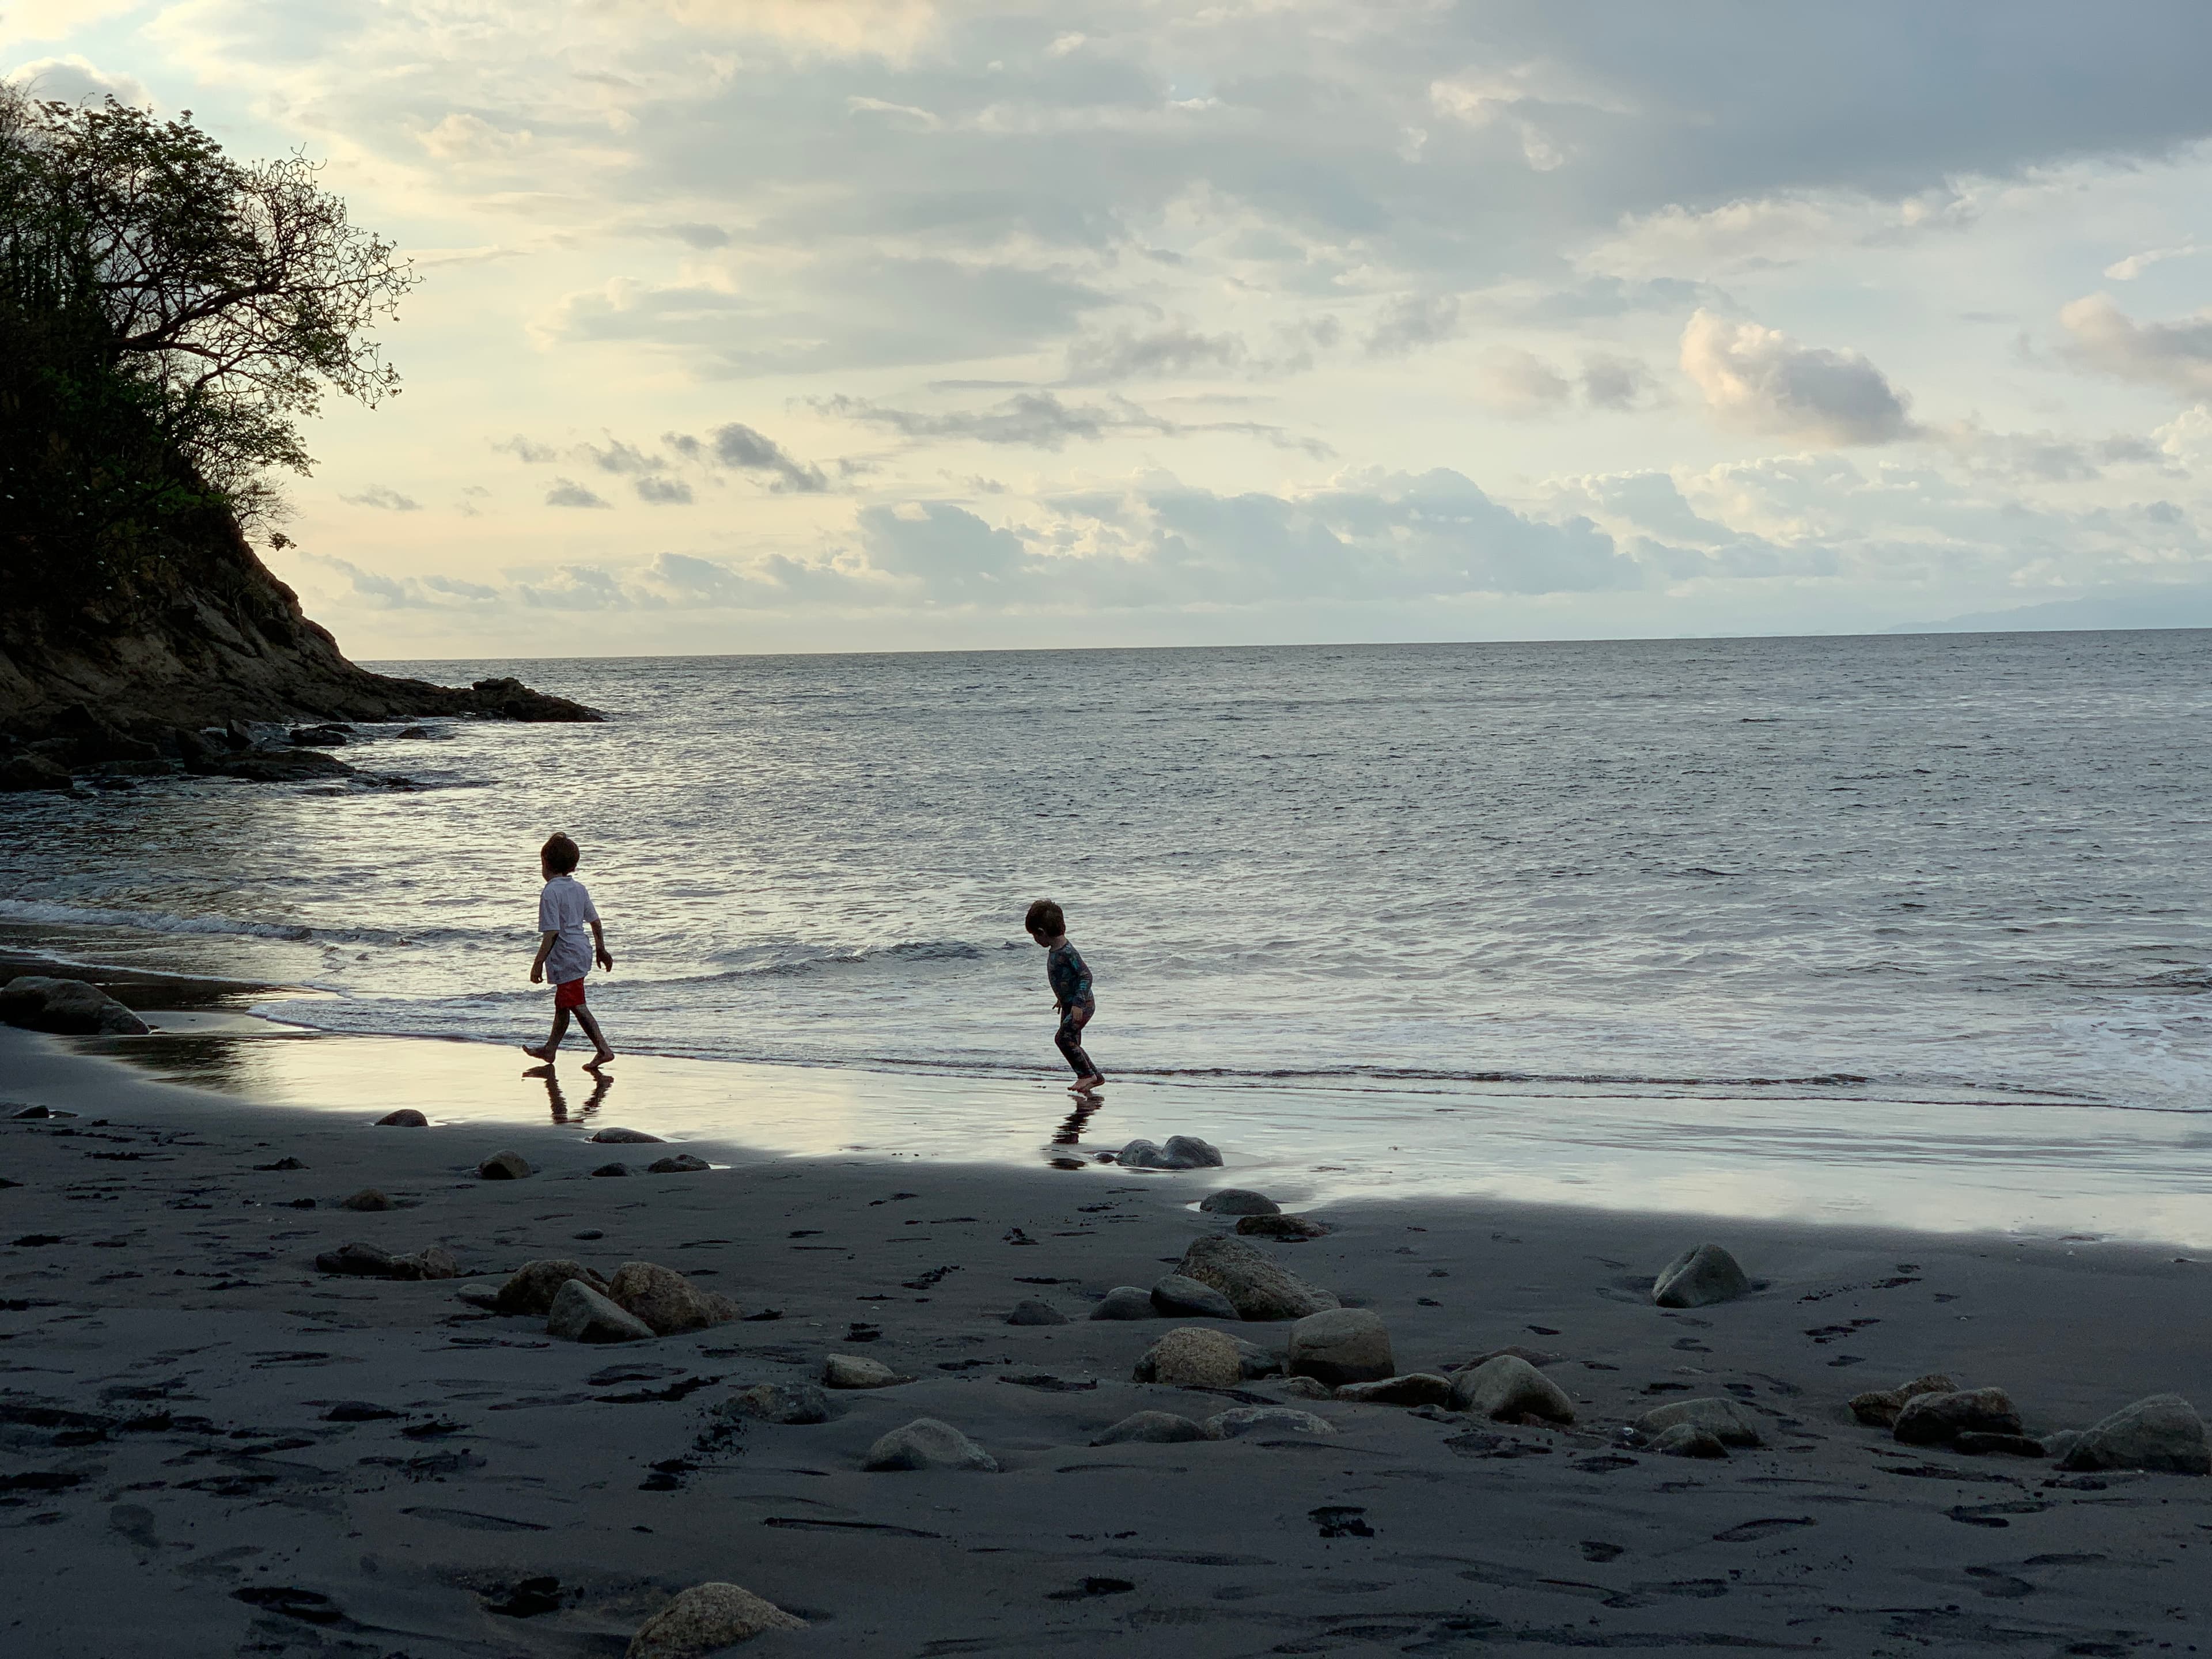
[554,978,587,1010]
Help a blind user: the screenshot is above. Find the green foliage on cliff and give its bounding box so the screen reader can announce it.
[0,85,414,598]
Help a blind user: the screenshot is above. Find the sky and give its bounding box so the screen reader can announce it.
[10,1,2212,660]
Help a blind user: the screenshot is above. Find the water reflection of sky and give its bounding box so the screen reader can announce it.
[78,1017,2212,1249]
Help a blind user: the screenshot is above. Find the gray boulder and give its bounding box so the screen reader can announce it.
[1638,1396,1762,1447]
[589,1127,664,1143]
[2058,1393,2210,1475]
[592,1162,630,1177]
[0,976,150,1037]
[1150,1274,1239,1320]
[1455,1344,1563,1372]
[647,1154,710,1173]
[863,1418,998,1472]
[1286,1308,1395,1387]
[1199,1188,1280,1216]
[313,1241,456,1281]
[1133,1327,1245,1388]
[1893,1387,2022,1448]
[1450,1355,1576,1423]
[1089,1286,1156,1320]
[1653,1423,1729,1459]
[1174,1234,1340,1321]
[1237,1214,1330,1240]
[477,1149,532,1180]
[376,1108,427,1127]
[0,753,73,793]
[1233,1338,1285,1379]
[1117,1135,1223,1169]
[1270,1376,1336,1400]
[1652,1243,1751,1308]
[1007,1299,1069,1326]
[717,1382,832,1426]
[1093,1410,1208,1445]
[606,1261,739,1335]
[495,1257,610,1316]
[1205,1406,1334,1440]
[624,1582,806,1658]
[1334,1373,1455,1407]
[1848,1372,1958,1428]
[824,1354,908,1389]
[340,1188,392,1211]
[548,1280,654,1343]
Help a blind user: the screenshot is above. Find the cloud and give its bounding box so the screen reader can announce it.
[2104,244,2197,282]
[1679,310,1917,446]
[516,565,639,609]
[705,422,830,491]
[1063,324,1249,383]
[415,111,532,161]
[339,484,422,512]
[295,552,498,609]
[545,478,612,508]
[656,222,732,248]
[5,54,151,108]
[1580,353,1662,410]
[635,475,694,504]
[2058,294,2212,395]
[1481,349,1573,412]
[1365,294,1461,357]
[495,435,560,463]
[813,391,1330,456]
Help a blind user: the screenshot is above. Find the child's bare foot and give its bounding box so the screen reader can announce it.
[521,1043,555,1061]
[586,1050,616,1070]
[1070,1074,1104,1093]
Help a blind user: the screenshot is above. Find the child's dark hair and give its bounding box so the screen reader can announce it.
[541,832,581,874]
[1024,899,1065,938]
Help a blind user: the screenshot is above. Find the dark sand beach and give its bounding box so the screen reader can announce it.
[3,1013,2209,1657]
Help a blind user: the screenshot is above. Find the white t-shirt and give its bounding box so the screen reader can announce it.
[537,875,600,984]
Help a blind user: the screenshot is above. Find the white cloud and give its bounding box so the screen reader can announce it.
[545,479,612,509]
[1679,310,1917,446]
[2059,294,2212,395]
[4,54,149,108]
[340,484,422,512]
[2104,243,2197,281]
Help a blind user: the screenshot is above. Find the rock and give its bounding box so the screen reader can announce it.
[1199,1188,1280,1215]
[624,1582,806,1657]
[1150,1274,1239,1320]
[1174,1234,1340,1321]
[1089,1286,1156,1320]
[1236,1214,1330,1240]
[0,976,150,1036]
[2040,1429,2084,1462]
[589,1127,664,1143]
[2058,1393,2210,1475]
[647,1154,710,1173]
[288,724,351,747]
[717,1383,832,1426]
[0,753,74,793]
[1116,1135,1224,1169]
[408,1246,459,1281]
[1953,1431,2047,1457]
[1653,1423,1729,1459]
[1132,1327,1245,1388]
[375,1109,427,1127]
[477,1150,532,1180]
[1450,1355,1577,1424]
[592,1162,630,1177]
[313,1241,456,1281]
[1232,1338,1285,1379]
[1455,1345,1563,1372]
[212,747,356,783]
[547,1280,654,1343]
[863,1418,998,1472]
[1334,1373,1455,1407]
[824,1354,907,1389]
[1007,1299,1069,1326]
[1205,1406,1334,1440]
[1093,1410,1208,1445]
[1651,1243,1751,1308]
[339,1187,392,1211]
[495,1258,611,1316]
[606,1261,738,1335]
[1847,1372,1959,1428]
[1893,1387,2022,1448]
[1270,1376,1336,1400]
[1638,1396,1762,1447]
[1287,1308,1395,1387]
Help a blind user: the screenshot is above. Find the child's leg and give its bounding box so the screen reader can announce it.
[522,1007,571,1061]
[575,1006,615,1065]
[1055,1006,1103,1086]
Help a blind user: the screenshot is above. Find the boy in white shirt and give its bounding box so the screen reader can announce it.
[524,832,616,1068]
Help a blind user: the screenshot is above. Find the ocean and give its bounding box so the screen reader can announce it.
[6,632,2212,1229]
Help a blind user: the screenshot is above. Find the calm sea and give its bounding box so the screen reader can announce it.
[5,632,2212,1133]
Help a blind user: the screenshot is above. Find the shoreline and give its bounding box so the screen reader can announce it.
[3,1020,2210,1653]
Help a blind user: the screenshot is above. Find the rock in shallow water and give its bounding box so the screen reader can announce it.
[1175,1234,1339,1321]
[375,1109,427,1127]
[495,1258,610,1316]
[1651,1243,1751,1308]
[1893,1387,2022,1448]
[1287,1308,1395,1387]
[2058,1393,2210,1475]
[1093,1410,1207,1445]
[1638,1396,1762,1447]
[1089,1286,1156,1320]
[547,1280,653,1343]
[477,1150,532,1180]
[624,1582,806,1658]
[589,1127,663,1143]
[647,1154,710,1174]
[1134,1327,1245,1388]
[863,1418,998,1472]
[1116,1135,1223,1169]
[0,976,150,1036]
[1451,1355,1576,1424]
[1199,1188,1280,1215]
[1150,1274,1239,1320]
[607,1260,738,1335]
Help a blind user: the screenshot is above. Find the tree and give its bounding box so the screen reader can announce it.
[0,84,415,525]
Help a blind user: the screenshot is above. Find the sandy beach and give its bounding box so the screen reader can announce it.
[4,1010,2209,1657]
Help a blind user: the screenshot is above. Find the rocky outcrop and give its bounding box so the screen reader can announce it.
[0,976,150,1036]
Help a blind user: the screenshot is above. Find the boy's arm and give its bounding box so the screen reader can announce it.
[589,918,614,972]
[530,930,557,983]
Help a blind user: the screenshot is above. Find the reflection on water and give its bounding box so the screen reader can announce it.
[67,1020,2212,1247]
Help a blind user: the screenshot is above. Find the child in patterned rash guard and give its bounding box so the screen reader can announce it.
[1025,898,1103,1091]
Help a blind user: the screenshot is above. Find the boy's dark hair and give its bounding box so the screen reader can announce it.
[541,832,581,874]
[1024,899,1065,938]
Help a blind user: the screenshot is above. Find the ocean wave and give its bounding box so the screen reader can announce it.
[0,897,449,950]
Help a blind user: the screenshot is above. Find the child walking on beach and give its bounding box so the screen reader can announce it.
[524,832,616,1068]
[1025,898,1103,1092]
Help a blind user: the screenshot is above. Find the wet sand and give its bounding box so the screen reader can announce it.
[2,1021,2209,1656]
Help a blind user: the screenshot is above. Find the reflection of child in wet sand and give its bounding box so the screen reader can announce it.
[523,832,615,1068]
[1025,898,1103,1092]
